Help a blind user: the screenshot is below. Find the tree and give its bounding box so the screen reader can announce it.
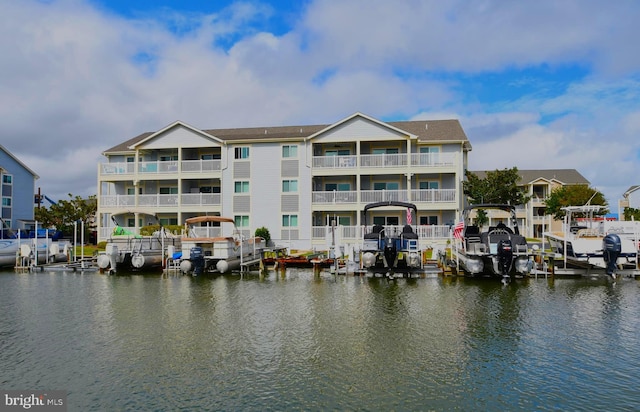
[623,207,640,221]
[544,185,608,220]
[463,167,531,206]
[255,227,271,246]
[34,194,97,239]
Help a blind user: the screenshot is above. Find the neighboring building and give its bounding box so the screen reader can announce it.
[619,185,640,219]
[0,144,39,231]
[471,169,590,238]
[97,112,471,251]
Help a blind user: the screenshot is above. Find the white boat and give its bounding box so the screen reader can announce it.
[178,216,265,275]
[360,201,425,277]
[451,204,534,280]
[97,212,181,273]
[0,228,68,268]
[543,205,638,276]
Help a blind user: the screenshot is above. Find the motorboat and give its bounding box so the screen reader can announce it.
[543,205,638,277]
[0,222,68,268]
[451,204,534,280]
[179,216,265,276]
[97,211,181,273]
[360,201,425,277]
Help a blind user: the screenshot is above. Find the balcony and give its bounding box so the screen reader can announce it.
[100,193,221,208]
[311,152,457,170]
[311,225,452,242]
[312,191,358,204]
[99,159,221,177]
[310,189,456,205]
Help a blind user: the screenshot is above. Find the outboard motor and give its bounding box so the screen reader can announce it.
[497,239,513,278]
[603,233,621,277]
[190,246,205,276]
[383,242,398,270]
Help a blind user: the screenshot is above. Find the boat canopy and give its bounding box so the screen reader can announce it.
[185,216,235,225]
[363,201,418,226]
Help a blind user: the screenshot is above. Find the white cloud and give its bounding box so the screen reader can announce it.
[0,0,639,206]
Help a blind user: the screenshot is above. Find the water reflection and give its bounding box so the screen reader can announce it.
[0,270,639,410]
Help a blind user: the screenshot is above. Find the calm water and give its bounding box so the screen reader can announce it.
[1,269,639,411]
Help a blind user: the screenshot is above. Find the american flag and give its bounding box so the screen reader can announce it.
[453,220,464,239]
[406,208,412,225]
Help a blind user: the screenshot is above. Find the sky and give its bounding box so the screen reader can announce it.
[2,0,639,209]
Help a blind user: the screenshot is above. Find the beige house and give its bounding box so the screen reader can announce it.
[471,169,590,238]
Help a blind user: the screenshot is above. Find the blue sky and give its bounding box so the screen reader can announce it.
[2,0,640,209]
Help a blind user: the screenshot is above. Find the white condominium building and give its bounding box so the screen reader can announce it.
[97,112,471,251]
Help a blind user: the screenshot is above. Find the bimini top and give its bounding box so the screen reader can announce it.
[185,216,235,225]
[363,201,418,213]
[462,203,517,213]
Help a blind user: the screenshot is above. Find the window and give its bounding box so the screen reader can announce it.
[282,215,298,227]
[160,155,178,161]
[159,218,178,226]
[235,215,249,227]
[420,216,438,225]
[373,216,398,225]
[419,181,439,190]
[2,174,11,184]
[2,198,10,206]
[420,147,440,153]
[201,153,221,160]
[159,187,178,194]
[325,149,350,156]
[282,180,298,192]
[234,181,249,193]
[374,182,399,190]
[338,216,350,226]
[282,145,298,158]
[325,183,351,191]
[235,147,250,159]
[372,148,399,154]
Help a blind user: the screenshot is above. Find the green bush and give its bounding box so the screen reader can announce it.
[255,227,271,245]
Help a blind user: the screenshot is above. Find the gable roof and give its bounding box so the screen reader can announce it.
[0,144,39,178]
[471,169,590,185]
[102,113,470,154]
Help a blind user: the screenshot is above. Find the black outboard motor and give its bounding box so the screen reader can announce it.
[383,242,398,270]
[603,233,621,277]
[497,239,513,278]
[190,246,205,276]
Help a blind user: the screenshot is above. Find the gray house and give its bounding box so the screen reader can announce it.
[0,144,39,231]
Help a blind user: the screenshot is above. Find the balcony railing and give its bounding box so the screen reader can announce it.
[181,159,221,173]
[100,159,221,176]
[410,189,456,203]
[360,190,408,203]
[312,155,357,169]
[311,225,452,241]
[312,191,358,204]
[100,193,220,208]
[312,153,457,169]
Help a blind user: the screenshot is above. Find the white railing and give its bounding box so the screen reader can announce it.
[312,155,357,169]
[410,189,456,203]
[311,152,457,169]
[360,190,408,203]
[410,152,456,166]
[312,191,358,204]
[139,194,179,207]
[139,161,179,174]
[181,159,221,173]
[360,153,406,167]
[311,225,451,241]
[181,193,221,206]
[99,195,136,207]
[188,226,223,238]
[101,163,135,175]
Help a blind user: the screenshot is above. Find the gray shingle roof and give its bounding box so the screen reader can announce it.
[102,117,469,154]
[471,169,590,185]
